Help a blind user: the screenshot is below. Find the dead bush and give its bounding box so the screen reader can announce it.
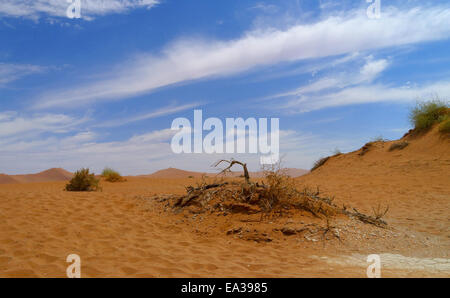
[165,159,388,228]
[372,203,389,220]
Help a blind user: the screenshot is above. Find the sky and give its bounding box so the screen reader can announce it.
[0,0,449,175]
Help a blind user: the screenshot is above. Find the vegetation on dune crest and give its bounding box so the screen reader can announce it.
[66,168,100,192]
[311,156,330,171]
[101,167,126,182]
[438,115,450,133]
[409,98,449,133]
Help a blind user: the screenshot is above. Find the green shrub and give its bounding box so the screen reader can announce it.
[439,115,450,133]
[66,168,100,191]
[101,167,126,182]
[409,99,449,132]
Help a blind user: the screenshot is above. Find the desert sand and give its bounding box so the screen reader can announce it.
[0,127,448,277]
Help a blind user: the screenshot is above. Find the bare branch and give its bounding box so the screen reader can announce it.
[213,158,250,184]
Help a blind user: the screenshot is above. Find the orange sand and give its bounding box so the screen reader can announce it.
[0,128,448,277]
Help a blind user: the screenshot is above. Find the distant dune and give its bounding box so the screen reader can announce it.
[0,168,73,184]
[0,166,308,184]
[144,167,309,179]
[0,174,19,184]
[143,167,205,179]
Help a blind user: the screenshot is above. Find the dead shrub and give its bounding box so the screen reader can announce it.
[166,159,388,228]
[372,203,389,220]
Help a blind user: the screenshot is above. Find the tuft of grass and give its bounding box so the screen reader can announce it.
[389,141,409,152]
[409,99,449,132]
[311,156,330,171]
[101,167,126,182]
[332,148,342,155]
[66,168,100,191]
[371,135,386,142]
[359,142,373,156]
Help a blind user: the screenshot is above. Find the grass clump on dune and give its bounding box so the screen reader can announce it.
[311,156,330,171]
[66,168,100,192]
[438,115,450,133]
[409,99,449,132]
[101,167,126,182]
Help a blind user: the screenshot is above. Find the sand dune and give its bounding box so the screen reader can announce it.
[0,126,448,277]
[0,167,307,184]
[0,174,19,184]
[296,125,450,238]
[8,168,73,184]
[145,167,308,179]
[143,168,205,178]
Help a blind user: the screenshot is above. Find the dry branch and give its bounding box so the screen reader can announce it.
[213,159,250,184]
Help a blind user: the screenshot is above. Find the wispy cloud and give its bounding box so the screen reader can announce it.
[283,80,450,113]
[0,63,47,86]
[0,111,88,138]
[94,102,202,128]
[0,0,158,20]
[265,54,450,112]
[268,56,389,99]
[33,5,450,109]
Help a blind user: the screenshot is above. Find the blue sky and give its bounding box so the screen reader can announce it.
[0,0,449,174]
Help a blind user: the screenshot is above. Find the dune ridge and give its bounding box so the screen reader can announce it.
[0,168,73,184]
[144,167,309,179]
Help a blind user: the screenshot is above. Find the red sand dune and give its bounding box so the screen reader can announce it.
[0,174,19,184]
[296,125,450,237]
[0,168,73,184]
[143,167,205,178]
[145,167,308,179]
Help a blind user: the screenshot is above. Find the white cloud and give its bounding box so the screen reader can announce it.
[0,111,87,138]
[359,56,389,82]
[265,53,450,113]
[0,63,47,86]
[283,80,450,113]
[272,56,389,100]
[33,5,450,109]
[0,0,158,20]
[94,102,201,128]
